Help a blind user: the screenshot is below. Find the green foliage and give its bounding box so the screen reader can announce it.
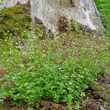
[94,0,110,37]
[35,24,46,40]
[0,0,3,27]
[0,32,110,109]
[0,6,32,39]
[2,44,8,65]
[71,21,80,34]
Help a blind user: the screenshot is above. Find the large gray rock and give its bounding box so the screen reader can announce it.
[31,0,102,33]
[3,0,102,33]
[3,0,28,7]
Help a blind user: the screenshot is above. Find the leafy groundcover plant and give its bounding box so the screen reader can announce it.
[94,0,110,37]
[0,2,110,110]
[0,32,110,110]
[0,0,3,27]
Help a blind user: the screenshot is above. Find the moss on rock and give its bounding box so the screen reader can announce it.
[91,83,110,101]
[71,20,80,33]
[0,5,32,39]
[35,24,46,40]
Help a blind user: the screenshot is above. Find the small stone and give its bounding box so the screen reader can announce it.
[100,106,106,110]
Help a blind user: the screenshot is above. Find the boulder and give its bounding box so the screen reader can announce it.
[3,0,102,33]
[31,0,102,33]
[3,0,28,7]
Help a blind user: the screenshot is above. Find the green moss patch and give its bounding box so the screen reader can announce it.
[0,5,32,40]
[35,24,46,40]
[91,83,110,101]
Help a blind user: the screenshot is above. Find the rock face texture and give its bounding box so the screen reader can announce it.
[3,0,28,7]
[3,0,102,33]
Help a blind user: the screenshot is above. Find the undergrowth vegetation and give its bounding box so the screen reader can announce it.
[94,0,110,37]
[0,0,3,27]
[0,3,110,110]
[0,33,110,110]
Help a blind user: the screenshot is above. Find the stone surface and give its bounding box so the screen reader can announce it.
[3,0,28,7]
[3,0,102,33]
[31,0,102,33]
[90,76,110,102]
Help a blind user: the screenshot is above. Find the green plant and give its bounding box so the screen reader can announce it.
[35,24,46,40]
[94,0,110,37]
[0,0,3,27]
[28,108,34,110]
[103,102,107,108]
[2,44,8,66]
[71,21,80,34]
[0,31,109,110]
[74,101,82,110]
